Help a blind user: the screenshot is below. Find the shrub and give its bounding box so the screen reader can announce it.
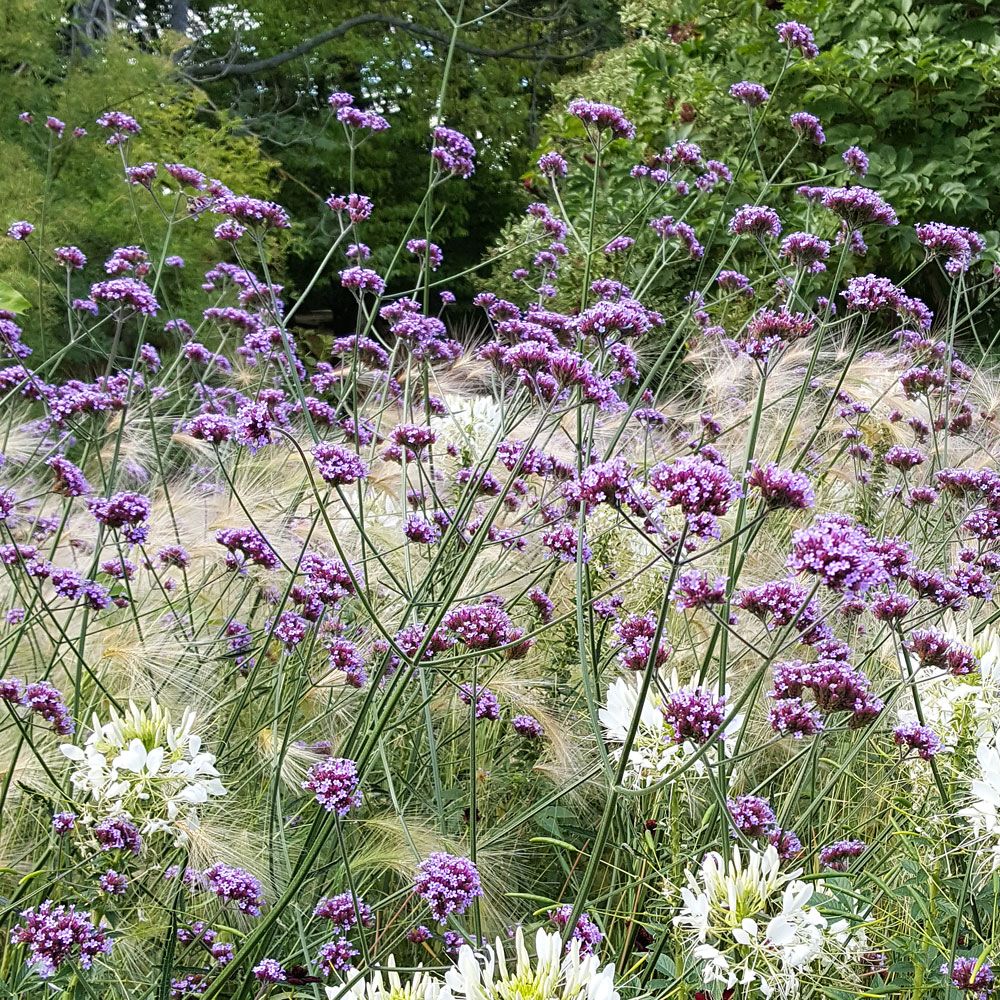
[497,0,1000,323]
[0,38,279,366]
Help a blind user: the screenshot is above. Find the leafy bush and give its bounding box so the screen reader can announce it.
[0,36,278,367]
[495,0,1000,322]
[2,19,1000,1000]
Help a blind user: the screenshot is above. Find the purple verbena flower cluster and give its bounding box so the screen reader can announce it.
[413,852,483,922]
[10,901,113,978]
[303,757,362,816]
[0,678,74,734]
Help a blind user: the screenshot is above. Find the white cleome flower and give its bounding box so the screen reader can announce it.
[897,616,1000,753]
[673,845,840,998]
[60,700,226,843]
[896,670,977,754]
[896,619,1000,821]
[432,394,507,459]
[331,958,451,1000]
[959,733,1000,868]
[976,623,1000,688]
[599,673,740,789]
[445,927,618,1000]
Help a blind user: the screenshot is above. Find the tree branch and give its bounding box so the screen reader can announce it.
[182,12,595,79]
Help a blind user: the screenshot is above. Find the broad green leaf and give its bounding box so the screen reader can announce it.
[0,279,30,314]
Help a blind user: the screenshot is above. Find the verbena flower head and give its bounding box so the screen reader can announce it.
[165,163,206,189]
[313,442,370,486]
[52,811,76,834]
[60,701,227,844]
[915,222,985,274]
[4,679,75,734]
[459,684,501,721]
[303,756,362,816]
[538,151,569,177]
[314,892,373,931]
[661,687,727,745]
[10,901,113,978]
[98,869,128,895]
[567,99,635,140]
[871,592,915,622]
[406,238,444,270]
[298,556,356,611]
[327,191,374,223]
[125,162,157,187]
[549,904,604,956]
[673,570,727,610]
[203,862,265,916]
[789,112,825,145]
[741,306,814,362]
[884,445,925,471]
[340,265,386,295]
[942,957,995,1000]
[94,815,143,854]
[650,455,741,517]
[445,926,619,1000]
[614,612,670,672]
[842,146,869,177]
[906,628,979,675]
[512,714,545,739]
[648,216,704,257]
[87,490,151,544]
[47,456,92,498]
[727,795,777,838]
[729,82,770,107]
[336,98,391,132]
[779,232,830,271]
[747,462,814,510]
[841,274,926,328]
[89,278,159,316]
[787,514,887,594]
[216,526,278,571]
[767,697,825,739]
[414,852,483,922]
[253,958,287,983]
[214,193,291,229]
[821,186,898,228]
[54,245,87,269]
[770,658,882,727]
[7,220,34,240]
[777,21,819,58]
[728,205,782,239]
[318,936,359,973]
[431,127,477,178]
[96,110,140,140]
[893,722,943,759]
[443,602,515,650]
[718,270,754,296]
[818,839,866,872]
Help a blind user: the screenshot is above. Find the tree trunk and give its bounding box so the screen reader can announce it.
[170,0,189,34]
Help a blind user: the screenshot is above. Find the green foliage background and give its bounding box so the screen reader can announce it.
[4,0,1000,361]
[0,6,277,365]
[499,0,1000,316]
